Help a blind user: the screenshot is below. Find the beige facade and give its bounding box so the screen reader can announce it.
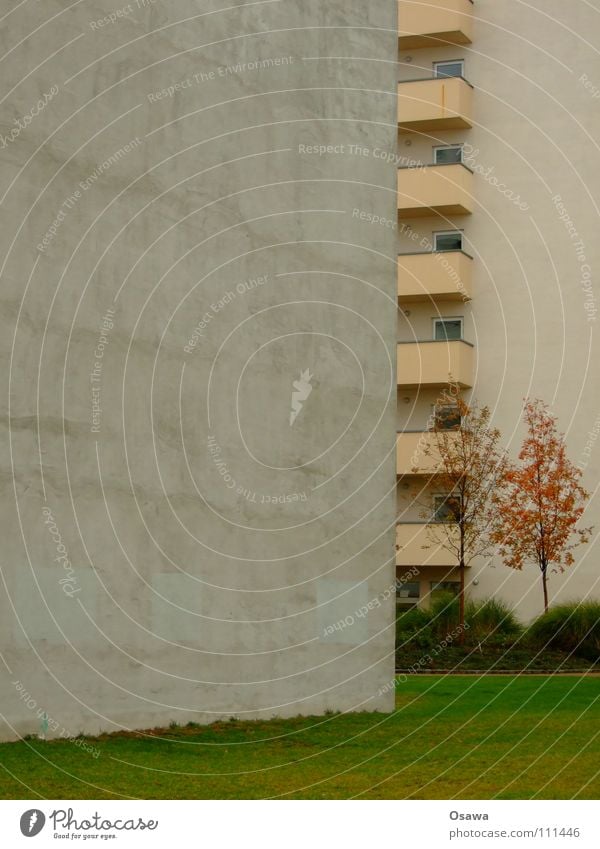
[396,0,600,620]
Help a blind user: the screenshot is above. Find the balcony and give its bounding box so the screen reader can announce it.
[397,339,474,388]
[397,431,460,475]
[398,163,474,218]
[398,0,474,49]
[398,77,473,132]
[398,250,472,302]
[396,523,460,567]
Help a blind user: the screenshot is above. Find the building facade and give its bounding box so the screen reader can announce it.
[0,0,398,740]
[396,0,600,620]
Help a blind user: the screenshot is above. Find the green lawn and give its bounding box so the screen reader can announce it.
[1,676,599,799]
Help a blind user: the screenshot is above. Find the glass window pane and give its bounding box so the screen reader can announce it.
[434,61,463,79]
[434,319,462,341]
[396,579,420,600]
[434,232,462,252]
[434,405,461,430]
[435,146,462,165]
[433,495,460,522]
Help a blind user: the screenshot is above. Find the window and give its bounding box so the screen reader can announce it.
[434,145,463,165]
[432,404,462,431]
[434,230,463,252]
[396,578,420,608]
[432,493,461,522]
[430,581,460,597]
[434,60,464,79]
[433,317,463,341]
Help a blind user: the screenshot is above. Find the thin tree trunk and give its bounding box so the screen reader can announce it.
[542,565,549,613]
[458,560,465,645]
[458,520,466,644]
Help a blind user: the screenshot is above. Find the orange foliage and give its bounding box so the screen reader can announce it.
[491,399,592,611]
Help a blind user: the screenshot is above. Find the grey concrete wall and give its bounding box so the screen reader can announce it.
[0,0,398,740]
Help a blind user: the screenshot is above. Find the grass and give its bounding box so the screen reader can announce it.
[1,676,599,799]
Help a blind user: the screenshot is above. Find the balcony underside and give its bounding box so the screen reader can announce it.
[398,201,471,218]
[398,0,474,50]
[399,30,472,50]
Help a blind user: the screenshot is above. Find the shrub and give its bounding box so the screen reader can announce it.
[396,606,431,631]
[395,607,432,650]
[465,597,522,643]
[528,601,600,662]
[428,592,460,640]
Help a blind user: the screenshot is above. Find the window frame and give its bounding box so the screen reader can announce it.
[432,316,464,341]
[431,403,462,431]
[433,229,463,252]
[396,579,421,605]
[432,493,461,523]
[433,59,465,79]
[433,144,463,165]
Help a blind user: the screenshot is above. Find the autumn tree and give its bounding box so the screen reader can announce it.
[415,390,509,639]
[492,399,592,613]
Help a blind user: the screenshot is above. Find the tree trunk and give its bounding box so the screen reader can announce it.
[542,565,549,613]
[458,559,465,645]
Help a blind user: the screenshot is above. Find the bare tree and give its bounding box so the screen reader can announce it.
[413,389,509,639]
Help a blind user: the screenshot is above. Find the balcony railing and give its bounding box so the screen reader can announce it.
[398,250,473,302]
[396,430,461,475]
[398,0,474,49]
[397,339,474,388]
[398,163,474,218]
[396,522,460,567]
[398,77,473,132]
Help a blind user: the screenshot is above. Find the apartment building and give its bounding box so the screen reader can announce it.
[396,0,600,620]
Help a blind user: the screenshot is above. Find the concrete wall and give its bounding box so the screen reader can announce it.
[397,0,600,621]
[0,0,398,740]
